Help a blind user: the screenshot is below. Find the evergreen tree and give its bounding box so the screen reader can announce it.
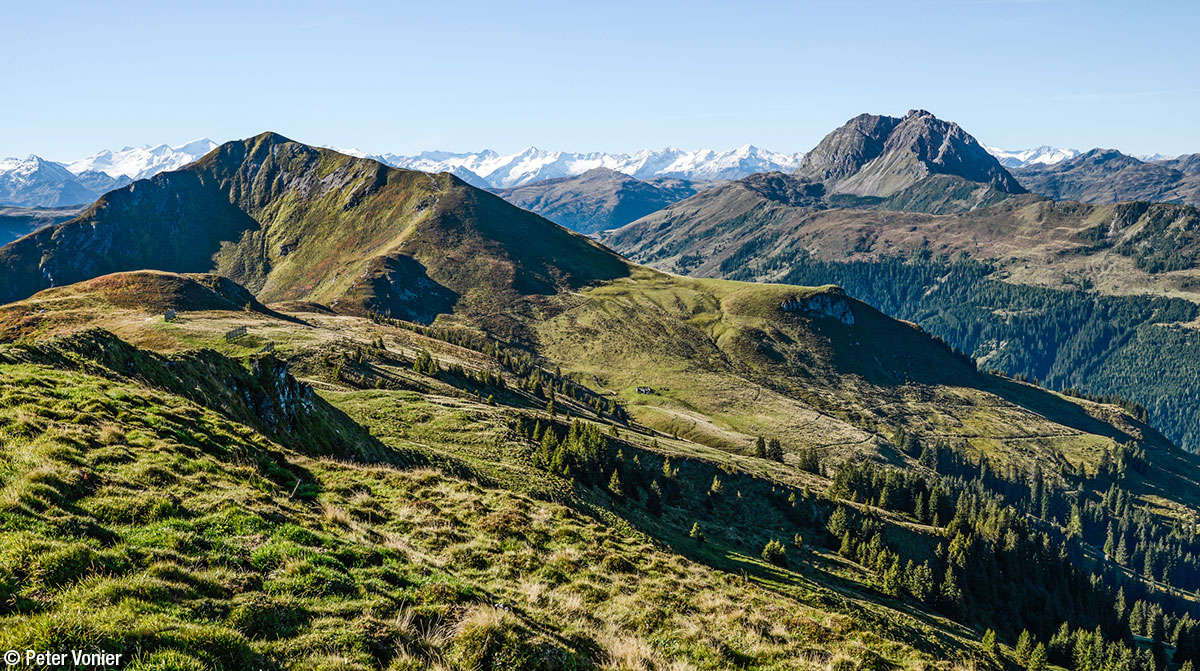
[709,475,724,496]
[982,629,998,659]
[828,505,851,538]
[754,436,767,458]
[1028,643,1048,671]
[661,456,677,480]
[1016,630,1033,664]
[882,557,903,597]
[689,522,705,545]
[647,480,663,517]
[940,566,964,615]
[607,469,624,498]
[907,561,934,603]
[767,438,784,462]
[839,532,855,558]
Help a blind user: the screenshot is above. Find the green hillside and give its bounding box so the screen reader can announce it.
[603,181,1200,451]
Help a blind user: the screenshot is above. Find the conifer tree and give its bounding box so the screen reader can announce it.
[907,561,934,603]
[607,469,623,498]
[839,531,855,558]
[767,438,784,462]
[828,505,851,538]
[1016,630,1033,664]
[647,480,663,517]
[709,475,724,496]
[982,629,998,659]
[1028,643,1048,671]
[882,557,903,597]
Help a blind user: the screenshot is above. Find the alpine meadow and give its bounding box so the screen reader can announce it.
[4,3,1200,671]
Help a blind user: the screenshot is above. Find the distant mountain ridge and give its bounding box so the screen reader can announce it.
[1014,148,1200,206]
[0,155,130,207]
[984,145,1082,168]
[0,139,215,207]
[66,139,217,179]
[490,168,705,233]
[366,145,804,187]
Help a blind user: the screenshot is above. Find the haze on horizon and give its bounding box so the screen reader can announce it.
[3,0,1197,160]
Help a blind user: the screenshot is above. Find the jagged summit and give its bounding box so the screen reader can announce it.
[796,109,1025,197]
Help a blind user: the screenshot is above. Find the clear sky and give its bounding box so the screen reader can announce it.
[3,0,1197,160]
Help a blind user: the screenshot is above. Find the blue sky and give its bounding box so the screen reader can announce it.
[3,0,1197,160]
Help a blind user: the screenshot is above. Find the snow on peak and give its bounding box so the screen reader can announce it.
[983,145,1082,168]
[372,146,806,187]
[66,139,218,179]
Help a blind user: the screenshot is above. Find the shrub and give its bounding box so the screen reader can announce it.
[761,539,787,566]
[450,605,577,671]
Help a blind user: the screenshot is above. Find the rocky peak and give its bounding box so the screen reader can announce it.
[797,110,1024,197]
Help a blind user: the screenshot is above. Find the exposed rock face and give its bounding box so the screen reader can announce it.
[796,110,1025,198]
[795,114,901,184]
[780,290,855,325]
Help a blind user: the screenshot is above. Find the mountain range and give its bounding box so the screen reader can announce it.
[1013,148,1200,206]
[66,138,218,179]
[489,167,706,233]
[5,128,1200,669]
[0,139,216,207]
[0,155,130,207]
[367,144,805,187]
[983,144,1082,167]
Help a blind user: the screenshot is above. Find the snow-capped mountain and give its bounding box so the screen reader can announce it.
[983,145,1082,168]
[0,139,215,207]
[0,155,130,208]
[66,139,217,180]
[1135,153,1170,163]
[371,146,806,188]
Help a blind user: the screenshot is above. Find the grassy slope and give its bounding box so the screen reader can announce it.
[533,269,1182,497]
[3,269,1189,506]
[0,331,996,671]
[1,264,1197,669]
